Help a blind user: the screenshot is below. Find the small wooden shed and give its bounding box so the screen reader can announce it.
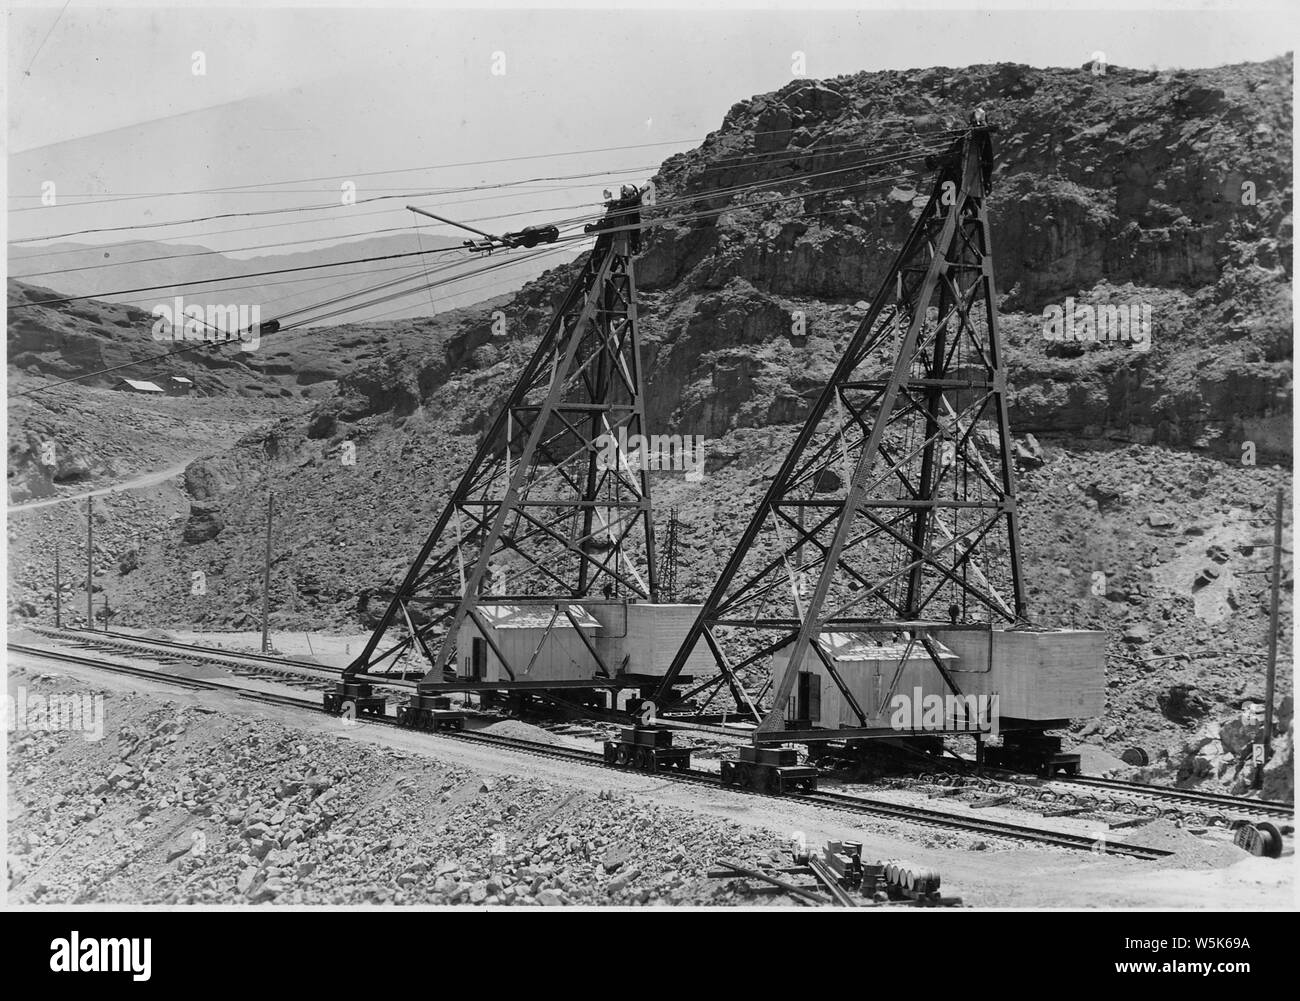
[114,378,164,395]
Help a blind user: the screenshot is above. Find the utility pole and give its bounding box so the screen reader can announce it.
[1261,486,1283,783]
[54,536,62,628]
[86,496,94,630]
[261,493,274,653]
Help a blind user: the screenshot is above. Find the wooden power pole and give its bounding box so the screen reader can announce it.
[86,496,94,629]
[261,493,274,653]
[54,536,62,628]
[1262,486,1283,779]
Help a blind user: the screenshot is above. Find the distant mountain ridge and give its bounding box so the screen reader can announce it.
[8,230,579,327]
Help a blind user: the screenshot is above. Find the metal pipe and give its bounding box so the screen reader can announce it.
[807,857,858,907]
[405,205,498,241]
[714,859,829,905]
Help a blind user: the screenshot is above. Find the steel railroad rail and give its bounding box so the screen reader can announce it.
[23,626,414,701]
[1061,773,1292,820]
[929,767,1294,824]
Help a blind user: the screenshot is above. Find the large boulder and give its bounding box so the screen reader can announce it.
[1157,683,1211,724]
[1219,707,1265,756]
[182,503,225,545]
[1261,729,1293,802]
[184,457,240,501]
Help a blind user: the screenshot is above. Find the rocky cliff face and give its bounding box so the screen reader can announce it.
[645,61,1291,299]
[309,58,1293,461]
[634,58,1292,457]
[433,57,1290,461]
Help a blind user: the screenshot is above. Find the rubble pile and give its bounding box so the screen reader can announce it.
[6,677,779,906]
[1131,697,1294,802]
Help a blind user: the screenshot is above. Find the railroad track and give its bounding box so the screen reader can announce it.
[915,768,1293,826]
[21,626,415,701]
[361,729,1175,859]
[8,643,328,709]
[25,625,336,672]
[20,631,1283,834]
[10,642,1173,860]
[24,625,348,682]
[1061,774,1293,821]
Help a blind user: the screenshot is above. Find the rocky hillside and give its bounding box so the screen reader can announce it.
[7,281,274,397]
[639,57,1291,458]
[7,56,1293,781]
[287,57,1292,462]
[5,280,521,502]
[7,278,519,400]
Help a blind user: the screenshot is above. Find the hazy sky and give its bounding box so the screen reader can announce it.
[7,1,1297,259]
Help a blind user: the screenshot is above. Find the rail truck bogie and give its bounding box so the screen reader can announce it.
[396,694,467,732]
[603,725,692,773]
[720,746,818,795]
[322,681,386,718]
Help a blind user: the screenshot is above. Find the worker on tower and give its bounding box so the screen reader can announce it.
[586,182,649,253]
[971,109,994,192]
[619,184,647,254]
[940,108,994,193]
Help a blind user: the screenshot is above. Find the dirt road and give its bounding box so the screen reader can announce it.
[7,460,192,514]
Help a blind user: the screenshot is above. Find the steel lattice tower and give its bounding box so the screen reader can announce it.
[652,126,1027,738]
[342,209,657,688]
